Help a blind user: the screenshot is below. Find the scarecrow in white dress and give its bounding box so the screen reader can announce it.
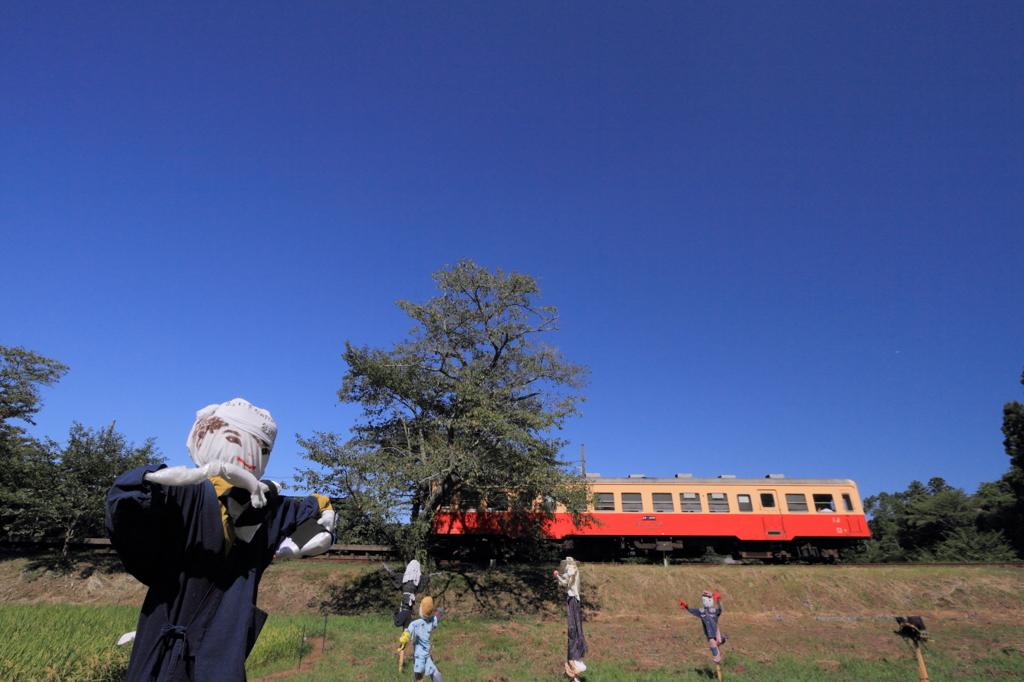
[553,557,588,680]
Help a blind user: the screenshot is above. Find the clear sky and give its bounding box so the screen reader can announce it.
[2,2,1022,503]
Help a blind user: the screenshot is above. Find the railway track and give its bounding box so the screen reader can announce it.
[5,538,1020,568]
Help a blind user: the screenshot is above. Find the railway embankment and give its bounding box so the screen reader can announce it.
[3,551,1023,622]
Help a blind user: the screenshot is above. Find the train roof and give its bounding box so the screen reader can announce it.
[583,476,857,486]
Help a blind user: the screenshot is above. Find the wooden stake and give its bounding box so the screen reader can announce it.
[914,639,929,682]
[716,662,722,680]
[399,646,405,673]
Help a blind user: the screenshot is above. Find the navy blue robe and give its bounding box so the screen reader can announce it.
[106,465,323,682]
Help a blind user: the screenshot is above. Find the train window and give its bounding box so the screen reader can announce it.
[652,493,675,512]
[460,490,480,511]
[487,491,509,512]
[679,492,703,512]
[813,494,835,512]
[737,494,753,512]
[759,493,776,508]
[708,493,730,513]
[785,493,809,512]
[542,495,557,512]
[842,493,854,512]
[596,492,615,511]
[621,492,643,513]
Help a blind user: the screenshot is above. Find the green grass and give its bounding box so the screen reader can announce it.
[3,605,1024,681]
[0,604,320,682]
[0,603,136,682]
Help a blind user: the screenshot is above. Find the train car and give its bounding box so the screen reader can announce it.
[430,473,871,561]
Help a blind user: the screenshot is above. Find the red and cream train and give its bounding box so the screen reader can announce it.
[431,473,871,561]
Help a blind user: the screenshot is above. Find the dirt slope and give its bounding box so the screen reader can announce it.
[4,552,1023,623]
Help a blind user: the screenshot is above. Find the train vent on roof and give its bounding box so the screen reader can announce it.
[718,475,736,479]
[765,474,785,479]
[627,474,646,478]
[585,473,601,478]
[675,474,693,478]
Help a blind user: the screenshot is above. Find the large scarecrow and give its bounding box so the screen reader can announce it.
[106,399,336,682]
[553,557,588,680]
[680,590,729,669]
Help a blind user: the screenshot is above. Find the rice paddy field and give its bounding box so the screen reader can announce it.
[2,552,1024,681]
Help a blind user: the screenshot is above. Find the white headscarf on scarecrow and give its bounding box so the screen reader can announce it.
[403,560,422,586]
[186,398,277,480]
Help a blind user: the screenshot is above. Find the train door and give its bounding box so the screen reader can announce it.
[756,489,787,538]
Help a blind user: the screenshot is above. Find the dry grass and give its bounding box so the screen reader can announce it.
[4,552,1024,681]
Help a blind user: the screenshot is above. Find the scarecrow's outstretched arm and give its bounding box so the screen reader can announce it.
[144,461,270,507]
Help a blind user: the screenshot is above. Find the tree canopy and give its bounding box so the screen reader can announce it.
[0,344,68,437]
[860,477,1017,563]
[296,260,591,559]
[0,344,163,567]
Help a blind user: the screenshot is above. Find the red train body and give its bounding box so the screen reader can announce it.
[431,474,871,561]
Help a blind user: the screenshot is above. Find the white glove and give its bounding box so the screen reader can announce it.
[144,462,269,508]
[275,537,301,559]
[117,631,136,646]
[317,509,336,532]
[297,530,333,557]
[274,531,333,559]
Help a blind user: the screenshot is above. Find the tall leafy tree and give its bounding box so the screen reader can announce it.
[0,344,69,436]
[997,367,1024,552]
[0,344,69,536]
[297,260,591,559]
[5,422,163,560]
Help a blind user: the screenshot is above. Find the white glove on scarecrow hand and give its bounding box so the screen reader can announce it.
[144,462,270,508]
[274,509,336,559]
[317,509,336,532]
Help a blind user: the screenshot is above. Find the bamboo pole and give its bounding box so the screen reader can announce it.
[914,640,929,682]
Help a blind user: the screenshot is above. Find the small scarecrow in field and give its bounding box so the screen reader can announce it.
[553,557,588,680]
[106,399,336,682]
[396,595,446,682]
[679,590,729,678]
[384,560,441,629]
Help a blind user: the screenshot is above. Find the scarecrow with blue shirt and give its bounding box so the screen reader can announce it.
[397,595,445,682]
[106,398,336,682]
[680,589,729,674]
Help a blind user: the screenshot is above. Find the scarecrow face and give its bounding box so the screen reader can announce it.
[190,415,271,479]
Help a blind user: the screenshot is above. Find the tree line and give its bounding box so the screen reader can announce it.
[0,346,163,564]
[2,260,1021,565]
[855,369,1024,562]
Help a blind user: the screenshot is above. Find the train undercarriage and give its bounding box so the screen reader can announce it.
[429,534,861,563]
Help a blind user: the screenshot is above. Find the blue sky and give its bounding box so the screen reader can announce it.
[2,1,1022,502]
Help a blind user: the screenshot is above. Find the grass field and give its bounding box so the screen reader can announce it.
[3,551,1024,681]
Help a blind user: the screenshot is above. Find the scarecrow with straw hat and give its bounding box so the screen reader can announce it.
[397,595,445,682]
[679,589,729,678]
[553,557,588,680]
